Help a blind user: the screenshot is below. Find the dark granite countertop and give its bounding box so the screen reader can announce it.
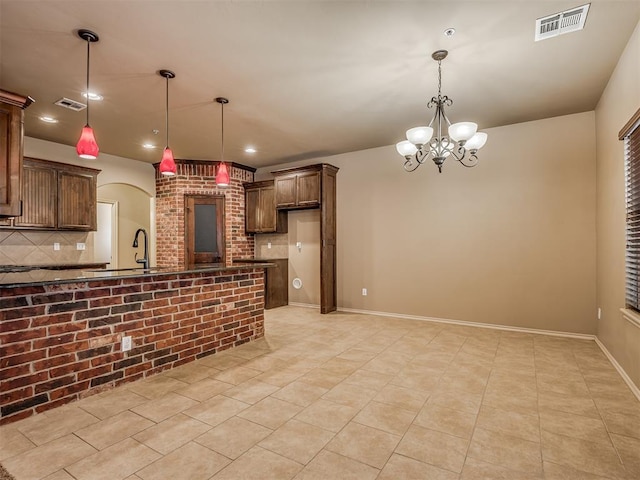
[0,262,275,288]
[0,262,108,273]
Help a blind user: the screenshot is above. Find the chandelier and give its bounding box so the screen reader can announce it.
[396,50,487,173]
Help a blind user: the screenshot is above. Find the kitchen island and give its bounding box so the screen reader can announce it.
[0,263,270,425]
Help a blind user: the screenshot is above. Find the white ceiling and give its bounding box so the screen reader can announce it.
[1,1,639,169]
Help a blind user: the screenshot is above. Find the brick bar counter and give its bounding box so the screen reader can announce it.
[0,264,268,425]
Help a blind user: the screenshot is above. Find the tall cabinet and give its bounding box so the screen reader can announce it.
[0,89,33,217]
[272,164,338,314]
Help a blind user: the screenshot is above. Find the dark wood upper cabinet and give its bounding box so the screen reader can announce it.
[274,167,321,209]
[14,161,56,228]
[245,180,287,234]
[0,89,33,218]
[58,169,97,230]
[6,158,99,231]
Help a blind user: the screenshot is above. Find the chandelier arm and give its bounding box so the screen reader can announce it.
[415,148,431,165]
[458,151,479,168]
[403,156,422,172]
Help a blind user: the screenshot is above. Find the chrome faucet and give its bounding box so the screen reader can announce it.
[132,228,149,270]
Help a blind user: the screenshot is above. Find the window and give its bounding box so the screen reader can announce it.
[622,107,640,311]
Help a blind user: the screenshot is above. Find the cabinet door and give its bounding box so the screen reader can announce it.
[245,188,260,233]
[258,185,277,232]
[57,171,96,230]
[275,175,297,208]
[297,171,321,207]
[0,103,23,217]
[14,162,56,228]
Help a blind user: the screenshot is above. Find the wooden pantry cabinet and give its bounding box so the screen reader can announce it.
[271,163,338,314]
[3,158,99,231]
[0,89,33,218]
[245,180,287,234]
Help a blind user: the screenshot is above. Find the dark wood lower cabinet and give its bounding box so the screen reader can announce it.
[265,258,288,309]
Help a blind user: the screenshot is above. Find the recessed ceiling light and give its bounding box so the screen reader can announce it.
[244,147,257,153]
[83,92,103,101]
[444,28,456,37]
[39,116,59,124]
[142,143,156,149]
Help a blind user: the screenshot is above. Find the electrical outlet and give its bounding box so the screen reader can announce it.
[362,288,367,296]
[597,307,602,320]
[296,242,302,252]
[76,242,86,251]
[121,336,132,352]
[267,242,272,249]
[53,243,60,251]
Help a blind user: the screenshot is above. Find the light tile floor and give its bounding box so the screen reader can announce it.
[2,306,640,479]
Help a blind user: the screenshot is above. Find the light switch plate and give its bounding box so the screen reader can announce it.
[53,243,60,251]
[76,242,86,250]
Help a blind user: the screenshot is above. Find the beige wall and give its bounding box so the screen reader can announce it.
[97,183,152,269]
[595,20,640,387]
[258,111,597,334]
[287,209,321,306]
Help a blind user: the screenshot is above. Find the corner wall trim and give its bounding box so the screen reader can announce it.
[594,337,640,401]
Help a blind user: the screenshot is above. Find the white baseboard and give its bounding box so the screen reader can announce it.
[337,306,596,340]
[286,304,640,399]
[594,337,640,401]
[287,302,320,309]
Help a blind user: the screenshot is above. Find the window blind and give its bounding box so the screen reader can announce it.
[622,108,640,311]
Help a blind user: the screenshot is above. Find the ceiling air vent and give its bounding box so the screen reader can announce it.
[54,97,86,111]
[535,3,590,41]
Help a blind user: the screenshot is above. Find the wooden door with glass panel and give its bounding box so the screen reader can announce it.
[185,195,225,265]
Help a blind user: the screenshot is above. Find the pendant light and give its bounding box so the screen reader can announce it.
[158,69,177,176]
[215,97,230,187]
[76,29,99,159]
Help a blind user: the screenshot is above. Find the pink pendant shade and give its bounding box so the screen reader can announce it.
[77,29,100,160]
[159,147,177,176]
[216,162,230,186]
[158,69,177,177]
[76,125,99,159]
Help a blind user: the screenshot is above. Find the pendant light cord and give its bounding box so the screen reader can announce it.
[85,37,90,127]
[220,101,224,160]
[165,75,169,148]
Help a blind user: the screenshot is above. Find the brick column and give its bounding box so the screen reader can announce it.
[155,161,255,268]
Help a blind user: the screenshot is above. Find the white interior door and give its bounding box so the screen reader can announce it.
[96,201,118,268]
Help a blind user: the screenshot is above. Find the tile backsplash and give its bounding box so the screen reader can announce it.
[0,230,95,265]
[254,233,289,259]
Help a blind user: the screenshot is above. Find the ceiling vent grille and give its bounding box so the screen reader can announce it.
[535,3,590,41]
[54,97,86,111]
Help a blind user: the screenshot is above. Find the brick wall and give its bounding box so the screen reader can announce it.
[0,267,265,425]
[155,161,255,268]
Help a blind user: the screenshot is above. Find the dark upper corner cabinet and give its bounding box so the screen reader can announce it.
[0,89,33,218]
[3,158,100,231]
[272,167,321,210]
[245,180,288,234]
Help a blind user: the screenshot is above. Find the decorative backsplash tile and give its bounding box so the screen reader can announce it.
[254,233,289,259]
[0,230,95,265]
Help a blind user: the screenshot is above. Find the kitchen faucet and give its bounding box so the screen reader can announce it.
[132,228,149,270]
